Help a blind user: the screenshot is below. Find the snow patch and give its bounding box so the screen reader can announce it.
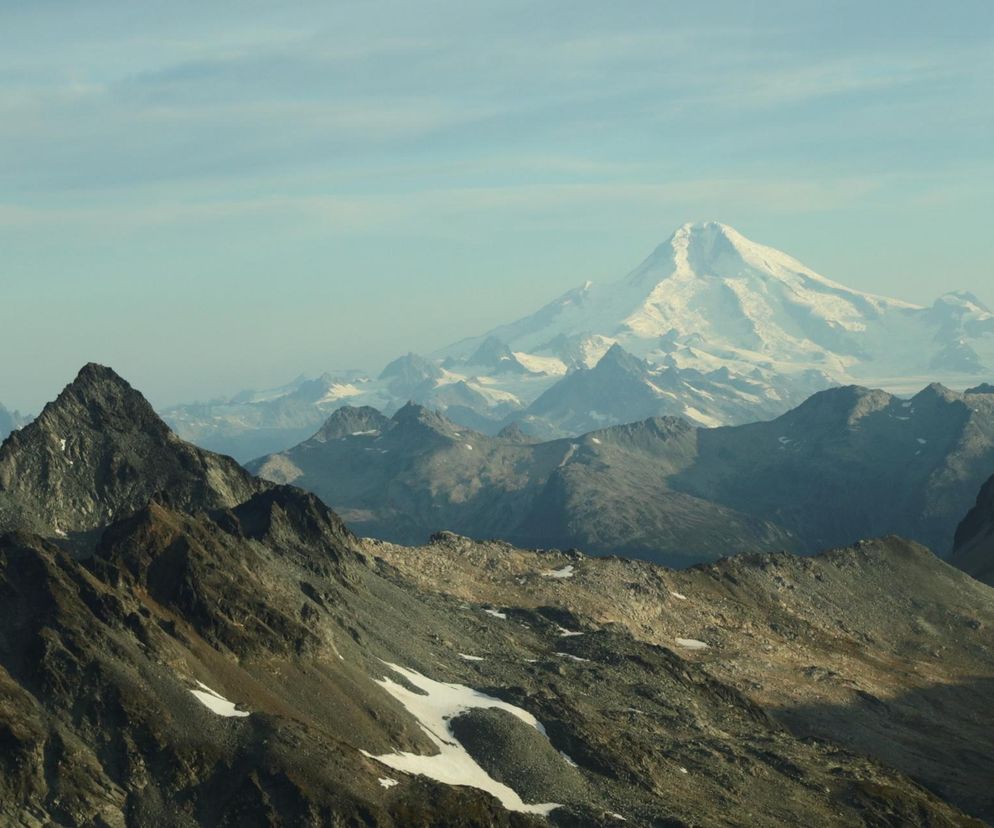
[317,383,362,404]
[363,662,560,815]
[556,652,590,663]
[543,564,575,579]
[683,406,723,428]
[484,608,508,620]
[378,777,398,789]
[558,443,580,467]
[189,681,250,718]
[512,352,568,375]
[458,653,484,662]
[670,590,688,600]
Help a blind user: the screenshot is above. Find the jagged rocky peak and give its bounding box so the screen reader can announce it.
[781,384,892,427]
[911,381,961,404]
[38,362,168,436]
[313,405,389,441]
[229,486,357,561]
[496,422,537,443]
[0,363,266,539]
[594,342,648,375]
[467,336,530,374]
[377,352,444,398]
[390,400,463,437]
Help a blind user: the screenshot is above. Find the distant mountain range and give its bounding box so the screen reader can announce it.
[164,221,994,460]
[4,364,993,825]
[250,382,994,566]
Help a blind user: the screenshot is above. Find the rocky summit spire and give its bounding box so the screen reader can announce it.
[0,363,267,540]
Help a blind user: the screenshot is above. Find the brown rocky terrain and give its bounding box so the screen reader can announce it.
[365,532,994,823]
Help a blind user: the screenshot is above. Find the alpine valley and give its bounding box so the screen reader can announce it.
[164,222,994,460]
[2,364,994,827]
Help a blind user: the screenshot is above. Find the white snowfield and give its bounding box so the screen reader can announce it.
[364,662,562,815]
[543,564,575,579]
[189,681,250,718]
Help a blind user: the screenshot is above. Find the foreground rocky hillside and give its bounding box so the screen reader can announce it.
[251,382,994,564]
[368,532,994,823]
[2,365,993,826]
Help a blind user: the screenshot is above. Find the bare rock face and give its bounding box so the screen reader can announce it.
[0,364,266,540]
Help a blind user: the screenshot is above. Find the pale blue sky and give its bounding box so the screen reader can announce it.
[2,1,992,410]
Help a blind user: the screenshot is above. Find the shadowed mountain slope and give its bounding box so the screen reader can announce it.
[952,473,994,586]
[251,382,994,564]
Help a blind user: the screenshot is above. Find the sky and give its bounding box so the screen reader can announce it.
[1,0,993,411]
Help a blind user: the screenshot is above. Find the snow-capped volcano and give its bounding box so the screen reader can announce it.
[166,222,994,456]
[443,221,994,387]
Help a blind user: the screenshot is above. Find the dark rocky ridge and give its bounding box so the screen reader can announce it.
[251,382,994,564]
